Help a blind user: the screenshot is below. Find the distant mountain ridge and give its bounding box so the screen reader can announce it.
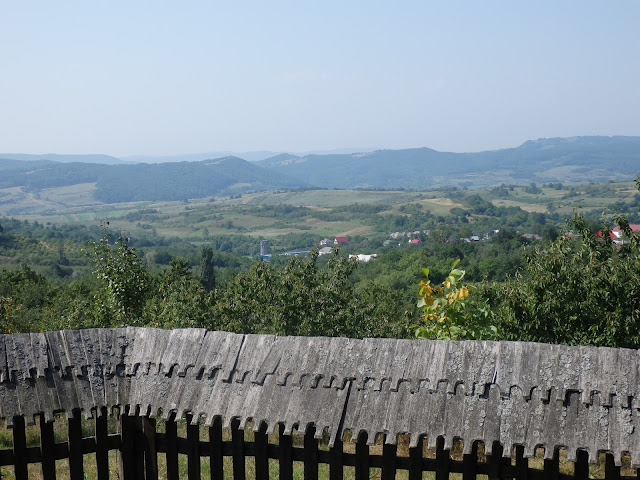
[0,153,123,164]
[257,136,640,189]
[0,136,638,203]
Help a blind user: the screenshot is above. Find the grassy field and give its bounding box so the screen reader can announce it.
[2,181,638,248]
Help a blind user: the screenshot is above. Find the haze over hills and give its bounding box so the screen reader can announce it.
[0,136,638,205]
[0,153,123,164]
[121,147,377,164]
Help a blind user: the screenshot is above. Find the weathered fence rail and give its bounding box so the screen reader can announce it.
[2,328,640,479]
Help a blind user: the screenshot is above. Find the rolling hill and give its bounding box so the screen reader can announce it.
[256,136,640,189]
[0,136,638,205]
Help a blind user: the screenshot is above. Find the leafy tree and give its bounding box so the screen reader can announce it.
[211,250,407,338]
[143,258,214,329]
[88,226,151,326]
[200,246,216,291]
[489,208,640,347]
[0,296,22,333]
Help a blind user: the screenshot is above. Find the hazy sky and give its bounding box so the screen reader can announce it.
[1,1,638,156]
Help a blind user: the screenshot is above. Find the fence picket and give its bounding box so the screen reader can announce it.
[209,418,224,480]
[463,441,478,480]
[355,433,369,480]
[39,414,56,480]
[231,418,246,480]
[142,416,158,480]
[605,453,619,480]
[329,437,343,480]
[95,408,109,480]
[435,437,449,480]
[382,440,397,480]
[3,410,640,479]
[574,450,589,480]
[186,414,201,480]
[487,441,503,480]
[543,448,560,480]
[279,424,293,480]
[164,414,179,480]
[514,445,529,480]
[12,416,27,480]
[254,422,269,480]
[68,409,84,480]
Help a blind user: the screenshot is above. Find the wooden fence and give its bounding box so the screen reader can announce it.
[1,408,639,480]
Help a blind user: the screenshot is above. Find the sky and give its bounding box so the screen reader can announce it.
[1,1,639,157]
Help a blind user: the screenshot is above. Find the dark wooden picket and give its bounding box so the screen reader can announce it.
[0,411,638,479]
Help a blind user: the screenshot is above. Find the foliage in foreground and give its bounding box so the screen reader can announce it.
[414,260,495,340]
[488,213,640,348]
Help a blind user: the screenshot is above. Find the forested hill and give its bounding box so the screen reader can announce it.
[257,136,640,189]
[0,156,308,203]
[0,136,639,203]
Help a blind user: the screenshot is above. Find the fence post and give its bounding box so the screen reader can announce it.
[435,437,449,480]
[39,413,56,480]
[119,409,144,480]
[355,432,369,480]
[604,453,619,480]
[186,413,201,480]
[95,408,109,480]
[68,408,85,480]
[255,422,270,480]
[303,425,319,480]
[329,436,344,480]
[12,416,28,480]
[463,441,478,480]
[574,449,589,480]
[279,424,294,480]
[543,447,560,480]
[408,436,423,480]
[514,445,529,480]
[210,417,224,480]
[164,413,179,480]
[487,441,504,480]
[142,416,158,480]
[231,418,246,480]
[381,438,397,480]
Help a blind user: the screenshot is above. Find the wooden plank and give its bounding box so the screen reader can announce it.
[381,440,396,480]
[462,441,478,480]
[94,408,109,480]
[543,448,560,480]
[231,418,246,480]
[68,409,84,480]
[164,414,179,480]
[355,433,370,480]
[435,437,449,480]
[279,424,293,480]
[254,422,269,480]
[12,416,28,480]
[329,438,343,480]
[209,418,224,480]
[142,416,158,480]
[39,414,56,480]
[186,414,201,480]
